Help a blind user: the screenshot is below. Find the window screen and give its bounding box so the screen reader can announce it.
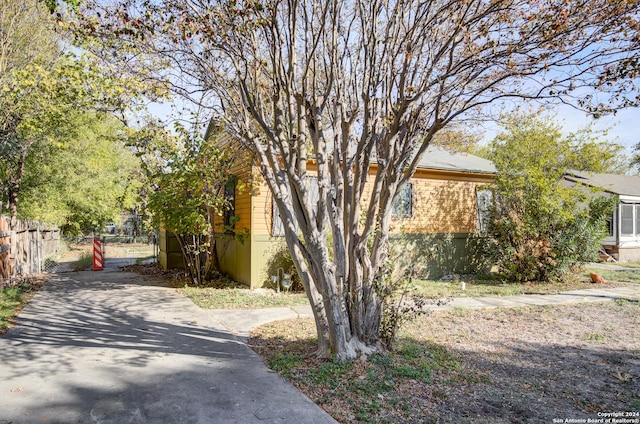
[621,204,634,236]
[476,188,493,234]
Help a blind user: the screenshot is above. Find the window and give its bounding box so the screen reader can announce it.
[476,188,493,234]
[272,197,285,237]
[621,204,634,236]
[392,183,413,218]
[223,176,237,232]
[272,176,319,237]
[619,203,640,237]
[606,213,615,237]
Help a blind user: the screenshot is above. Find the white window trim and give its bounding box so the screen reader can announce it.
[617,199,640,246]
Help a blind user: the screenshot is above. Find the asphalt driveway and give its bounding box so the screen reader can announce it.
[0,267,336,424]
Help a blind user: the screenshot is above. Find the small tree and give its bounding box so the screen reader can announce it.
[486,113,619,282]
[134,122,240,285]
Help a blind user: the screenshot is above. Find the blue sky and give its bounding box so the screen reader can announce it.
[554,106,640,152]
[149,95,640,167]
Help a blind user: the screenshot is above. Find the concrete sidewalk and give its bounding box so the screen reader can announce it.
[0,268,337,424]
[208,284,640,339]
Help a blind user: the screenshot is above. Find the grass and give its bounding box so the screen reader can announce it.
[171,263,638,310]
[581,332,607,343]
[180,285,308,309]
[250,299,639,423]
[71,252,93,271]
[0,285,23,333]
[411,266,635,299]
[250,323,485,423]
[583,266,640,284]
[275,342,444,420]
[169,273,308,309]
[0,277,47,334]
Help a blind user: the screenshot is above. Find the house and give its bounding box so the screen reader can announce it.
[564,170,640,262]
[196,145,496,288]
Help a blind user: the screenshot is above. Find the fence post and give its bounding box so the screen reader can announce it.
[0,217,9,281]
[36,225,42,274]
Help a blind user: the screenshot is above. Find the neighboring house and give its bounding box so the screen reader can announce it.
[202,145,496,288]
[564,170,640,262]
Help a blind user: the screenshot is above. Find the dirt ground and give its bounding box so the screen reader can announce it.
[56,241,154,261]
[410,300,640,423]
[250,300,640,423]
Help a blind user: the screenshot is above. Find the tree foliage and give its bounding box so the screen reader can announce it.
[485,113,620,282]
[71,0,640,360]
[0,0,60,76]
[15,112,141,236]
[130,121,240,285]
[0,0,166,230]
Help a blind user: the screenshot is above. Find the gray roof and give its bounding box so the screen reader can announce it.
[417,146,496,174]
[564,170,640,197]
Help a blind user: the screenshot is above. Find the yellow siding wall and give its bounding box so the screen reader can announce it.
[249,166,492,238]
[215,235,252,285]
[251,170,272,236]
[212,145,255,287]
[391,175,487,234]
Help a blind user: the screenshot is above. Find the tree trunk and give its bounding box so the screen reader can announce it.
[73,0,640,361]
[285,236,331,358]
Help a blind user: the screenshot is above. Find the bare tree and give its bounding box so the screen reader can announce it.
[74,0,640,360]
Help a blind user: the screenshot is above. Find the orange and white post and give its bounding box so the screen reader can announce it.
[93,238,104,271]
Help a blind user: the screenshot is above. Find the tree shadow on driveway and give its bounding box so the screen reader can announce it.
[0,272,336,424]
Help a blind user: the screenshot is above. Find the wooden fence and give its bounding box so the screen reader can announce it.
[0,216,60,283]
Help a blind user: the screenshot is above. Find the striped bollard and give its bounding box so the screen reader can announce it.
[93,238,104,271]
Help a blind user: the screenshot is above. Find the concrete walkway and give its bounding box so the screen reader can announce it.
[209,284,640,339]
[0,265,337,424]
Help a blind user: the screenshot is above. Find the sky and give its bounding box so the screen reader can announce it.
[553,106,640,152]
[149,93,640,169]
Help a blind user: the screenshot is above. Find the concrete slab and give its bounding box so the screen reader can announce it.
[0,270,337,424]
[210,307,300,339]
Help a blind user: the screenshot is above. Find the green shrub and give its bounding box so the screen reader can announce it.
[484,113,619,283]
[263,243,304,292]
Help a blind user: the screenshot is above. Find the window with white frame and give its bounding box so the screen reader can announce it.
[619,203,640,237]
[392,183,413,218]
